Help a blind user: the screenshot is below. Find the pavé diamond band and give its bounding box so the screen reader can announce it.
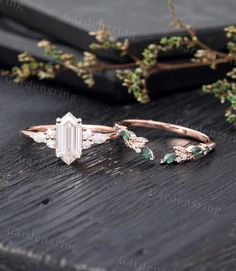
[21,112,116,165]
[22,114,216,165]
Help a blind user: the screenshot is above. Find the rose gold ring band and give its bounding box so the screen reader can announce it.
[22,124,115,138]
[115,119,216,164]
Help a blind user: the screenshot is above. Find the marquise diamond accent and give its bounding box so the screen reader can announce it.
[92,133,110,144]
[32,132,46,143]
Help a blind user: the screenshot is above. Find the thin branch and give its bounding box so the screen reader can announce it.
[167,0,228,59]
[89,62,137,72]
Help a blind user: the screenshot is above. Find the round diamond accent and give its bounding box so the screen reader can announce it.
[46,128,56,138]
[83,141,92,149]
[83,129,93,140]
[47,139,55,149]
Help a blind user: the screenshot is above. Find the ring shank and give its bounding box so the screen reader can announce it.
[22,124,115,136]
[118,119,215,148]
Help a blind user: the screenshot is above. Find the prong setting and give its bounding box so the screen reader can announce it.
[56,153,62,158]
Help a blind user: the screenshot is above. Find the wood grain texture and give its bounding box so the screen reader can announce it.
[0,77,236,271]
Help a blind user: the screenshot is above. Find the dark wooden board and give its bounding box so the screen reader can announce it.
[0,18,232,103]
[0,0,235,61]
[0,75,236,271]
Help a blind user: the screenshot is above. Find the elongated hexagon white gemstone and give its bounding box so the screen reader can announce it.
[56,112,82,165]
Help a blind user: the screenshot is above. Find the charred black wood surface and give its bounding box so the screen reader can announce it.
[0,77,236,271]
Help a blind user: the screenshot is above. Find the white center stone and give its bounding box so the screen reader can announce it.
[56,112,82,165]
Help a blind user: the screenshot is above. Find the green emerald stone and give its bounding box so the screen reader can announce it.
[163,153,177,164]
[191,146,202,156]
[141,147,154,161]
[119,130,131,140]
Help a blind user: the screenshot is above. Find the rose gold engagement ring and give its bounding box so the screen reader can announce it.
[21,112,116,165]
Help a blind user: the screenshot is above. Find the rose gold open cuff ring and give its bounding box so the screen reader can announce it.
[115,119,216,164]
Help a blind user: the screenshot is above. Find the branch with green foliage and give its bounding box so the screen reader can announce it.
[1,0,236,125]
[203,26,236,124]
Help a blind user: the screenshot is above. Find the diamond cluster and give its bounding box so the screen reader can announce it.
[31,128,56,146]
[82,130,109,149]
[160,143,213,165]
[46,128,56,149]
